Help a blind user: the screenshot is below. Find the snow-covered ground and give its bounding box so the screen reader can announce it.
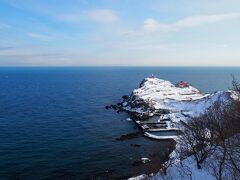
[129,155,215,180]
[123,77,233,123]
[125,77,239,180]
[133,77,207,102]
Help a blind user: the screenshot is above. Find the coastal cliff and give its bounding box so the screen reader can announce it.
[116,76,237,140]
[121,76,240,179]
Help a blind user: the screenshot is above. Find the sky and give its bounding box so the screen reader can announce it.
[0,0,240,66]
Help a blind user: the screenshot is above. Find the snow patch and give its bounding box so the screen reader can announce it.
[126,117,132,121]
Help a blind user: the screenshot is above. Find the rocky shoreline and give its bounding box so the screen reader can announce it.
[107,76,235,140]
[105,76,239,179]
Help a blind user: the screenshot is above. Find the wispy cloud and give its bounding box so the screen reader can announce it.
[56,9,118,23]
[144,13,240,32]
[56,13,83,23]
[0,45,103,66]
[0,47,70,66]
[0,46,14,51]
[0,23,10,29]
[86,9,118,23]
[27,33,52,41]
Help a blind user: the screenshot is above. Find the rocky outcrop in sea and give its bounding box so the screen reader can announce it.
[109,76,237,140]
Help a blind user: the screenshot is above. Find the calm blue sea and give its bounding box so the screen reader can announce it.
[0,67,239,179]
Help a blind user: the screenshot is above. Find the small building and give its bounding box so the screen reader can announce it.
[149,74,155,78]
[177,81,190,88]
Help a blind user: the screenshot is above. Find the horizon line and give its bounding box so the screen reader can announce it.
[0,65,240,68]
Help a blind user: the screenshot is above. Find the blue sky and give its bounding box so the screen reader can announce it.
[0,0,240,66]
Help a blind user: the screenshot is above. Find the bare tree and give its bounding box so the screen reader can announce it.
[155,77,240,179]
[232,75,240,93]
[177,117,217,169]
[176,77,240,179]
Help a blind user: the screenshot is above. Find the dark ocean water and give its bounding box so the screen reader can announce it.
[0,67,239,180]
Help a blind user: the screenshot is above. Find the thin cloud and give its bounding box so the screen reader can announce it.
[86,9,118,23]
[27,33,52,41]
[0,23,10,29]
[56,13,83,23]
[56,9,118,23]
[144,13,240,32]
[0,46,14,51]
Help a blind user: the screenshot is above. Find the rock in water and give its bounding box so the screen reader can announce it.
[126,117,132,121]
[141,157,150,163]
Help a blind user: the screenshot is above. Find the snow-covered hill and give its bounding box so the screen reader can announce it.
[122,76,234,123]
[124,76,239,179]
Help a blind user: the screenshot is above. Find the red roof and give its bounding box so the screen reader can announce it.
[178,81,189,87]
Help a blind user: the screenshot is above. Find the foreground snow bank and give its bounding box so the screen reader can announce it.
[129,154,215,180]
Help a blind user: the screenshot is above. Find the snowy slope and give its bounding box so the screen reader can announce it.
[129,155,215,180]
[123,77,233,122]
[126,77,238,179]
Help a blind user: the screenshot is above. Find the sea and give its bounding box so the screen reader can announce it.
[0,67,239,180]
